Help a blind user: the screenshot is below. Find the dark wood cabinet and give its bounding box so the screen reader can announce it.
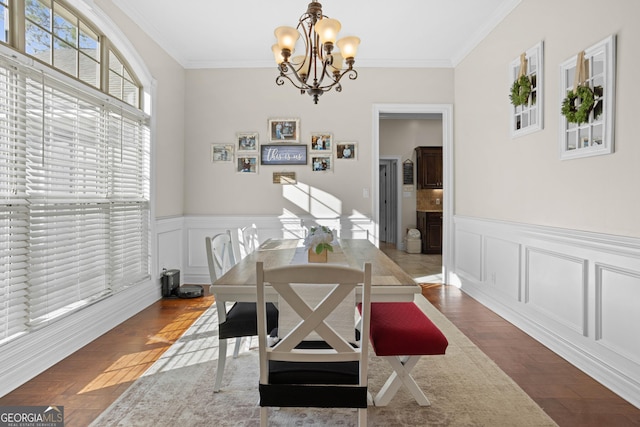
[417,211,427,253]
[415,146,443,189]
[416,211,443,254]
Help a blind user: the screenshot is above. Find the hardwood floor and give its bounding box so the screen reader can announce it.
[0,295,215,427]
[1,244,638,426]
[381,243,640,427]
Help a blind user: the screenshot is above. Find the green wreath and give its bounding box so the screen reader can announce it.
[561,85,595,124]
[509,75,532,106]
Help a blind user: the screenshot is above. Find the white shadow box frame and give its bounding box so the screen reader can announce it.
[559,35,616,160]
[509,41,544,138]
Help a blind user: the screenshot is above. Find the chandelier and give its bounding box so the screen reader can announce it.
[272,2,360,104]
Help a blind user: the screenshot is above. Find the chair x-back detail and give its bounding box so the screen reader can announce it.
[256,262,372,427]
[206,231,277,392]
[240,223,259,257]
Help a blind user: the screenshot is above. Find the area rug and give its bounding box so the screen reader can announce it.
[90,295,557,426]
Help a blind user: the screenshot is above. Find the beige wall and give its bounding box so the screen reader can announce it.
[101,0,640,238]
[183,68,453,218]
[96,0,186,218]
[380,118,443,234]
[455,0,640,237]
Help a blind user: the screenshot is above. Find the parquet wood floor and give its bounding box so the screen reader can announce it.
[0,245,638,426]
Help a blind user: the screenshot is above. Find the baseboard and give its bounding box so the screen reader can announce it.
[0,280,160,397]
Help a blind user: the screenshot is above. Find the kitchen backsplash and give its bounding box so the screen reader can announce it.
[417,189,443,211]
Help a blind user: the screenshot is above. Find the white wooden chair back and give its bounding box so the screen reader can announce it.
[240,224,259,257]
[205,230,245,393]
[205,230,236,283]
[256,262,371,373]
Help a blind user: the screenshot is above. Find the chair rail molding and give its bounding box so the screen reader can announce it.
[452,215,640,408]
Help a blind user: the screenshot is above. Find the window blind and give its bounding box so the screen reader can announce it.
[0,60,30,342]
[0,52,150,341]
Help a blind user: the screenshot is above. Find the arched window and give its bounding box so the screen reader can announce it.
[1,0,141,109]
[0,0,150,343]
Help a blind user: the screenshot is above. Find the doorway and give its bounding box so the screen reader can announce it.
[372,104,454,285]
[379,159,398,244]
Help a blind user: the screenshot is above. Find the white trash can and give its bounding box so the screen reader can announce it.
[405,228,422,254]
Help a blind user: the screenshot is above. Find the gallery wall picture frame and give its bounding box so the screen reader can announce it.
[211,143,234,163]
[310,132,333,151]
[273,172,297,184]
[311,155,332,172]
[336,142,357,160]
[261,144,307,165]
[268,118,300,142]
[237,132,258,152]
[237,155,258,173]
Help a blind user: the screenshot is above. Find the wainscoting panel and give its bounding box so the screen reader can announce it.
[484,236,521,302]
[454,229,483,282]
[453,215,640,408]
[596,264,640,364]
[525,247,588,336]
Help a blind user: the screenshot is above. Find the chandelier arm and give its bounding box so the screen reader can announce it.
[277,68,311,91]
[313,66,357,92]
[285,62,315,90]
[338,68,358,82]
[299,17,314,83]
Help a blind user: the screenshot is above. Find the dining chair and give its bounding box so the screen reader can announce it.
[239,223,259,258]
[256,262,372,427]
[206,231,277,392]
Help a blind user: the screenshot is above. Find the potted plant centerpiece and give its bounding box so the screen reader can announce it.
[304,226,335,263]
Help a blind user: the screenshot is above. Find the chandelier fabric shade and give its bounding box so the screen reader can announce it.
[273,2,360,104]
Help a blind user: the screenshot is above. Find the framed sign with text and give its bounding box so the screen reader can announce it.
[261,144,307,165]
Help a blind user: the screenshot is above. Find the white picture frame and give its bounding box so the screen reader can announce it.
[509,41,544,138]
[559,35,616,160]
[336,142,356,160]
[310,132,332,151]
[211,143,234,163]
[237,155,258,173]
[268,118,300,142]
[311,155,332,172]
[237,132,258,152]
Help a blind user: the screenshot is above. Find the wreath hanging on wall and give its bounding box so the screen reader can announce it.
[509,75,532,106]
[561,85,594,124]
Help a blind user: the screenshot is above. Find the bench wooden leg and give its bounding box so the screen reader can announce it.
[374,356,431,407]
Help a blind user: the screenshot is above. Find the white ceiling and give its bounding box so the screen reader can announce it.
[110,0,521,69]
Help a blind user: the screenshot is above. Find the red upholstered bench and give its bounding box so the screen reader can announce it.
[360,302,448,406]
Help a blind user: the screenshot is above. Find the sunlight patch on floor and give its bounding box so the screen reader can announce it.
[414,273,443,283]
[78,347,170,394]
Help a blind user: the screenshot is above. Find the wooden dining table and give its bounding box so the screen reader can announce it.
[211,238,420,303]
